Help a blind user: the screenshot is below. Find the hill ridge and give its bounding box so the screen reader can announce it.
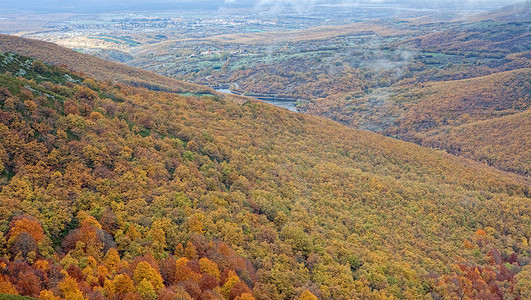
[0,34,214,94]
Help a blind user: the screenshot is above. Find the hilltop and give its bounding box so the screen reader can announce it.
[0,34,213,94]
[0,46,530,300]
[465,0,531,22]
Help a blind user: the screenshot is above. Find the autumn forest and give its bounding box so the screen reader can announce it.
[0,1,530,299]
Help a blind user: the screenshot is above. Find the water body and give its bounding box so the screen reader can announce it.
[215,88,298,112]
[260,99,297,112]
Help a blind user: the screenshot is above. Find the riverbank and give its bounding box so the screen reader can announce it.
[212,86,299,112]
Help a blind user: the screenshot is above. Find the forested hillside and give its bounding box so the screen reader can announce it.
[0,52,530,299]
[422,110,531,176]
[114,3,530,177]
[308,68,531,175]
[0,35,213,95]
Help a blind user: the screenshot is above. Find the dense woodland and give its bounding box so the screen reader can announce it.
[307,68,531,175]
[123,7,531,177]
[0,52,530,299]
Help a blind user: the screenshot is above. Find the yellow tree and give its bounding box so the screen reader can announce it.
[137,278,157,300]
[133,261,164,292]
[0,275,18,295]
[103,248,121,272]
[113,273,134,295]
[298,290,318,300]
[235,294,256,300]
[40,290,61,300]
[221,270,240,299]
[59,276,85,300]
[199,257,221,280]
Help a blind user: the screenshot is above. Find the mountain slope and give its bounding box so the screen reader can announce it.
[422,109,531,175]
[0,51,529,299]
[401,20,531,55]
[106,3,530,180]
[309,68,531,175]
[465,0,531,22]
[0,34,213,94]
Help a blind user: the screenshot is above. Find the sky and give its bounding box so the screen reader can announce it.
[1,0,526,13]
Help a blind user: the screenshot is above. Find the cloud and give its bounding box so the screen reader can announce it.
[245,0,524,11]
[255,0,319,12]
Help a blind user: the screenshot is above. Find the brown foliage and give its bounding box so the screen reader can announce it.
[14,270,41,298]
[199,274,219,292]
[7,215,44,244]
[228,281,252,300]
[182,280,202,300]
